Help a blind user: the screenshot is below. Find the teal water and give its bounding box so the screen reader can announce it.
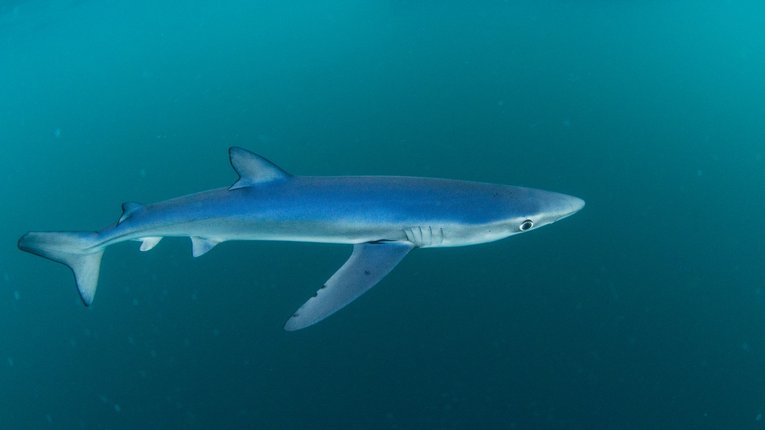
[2,1,764,428]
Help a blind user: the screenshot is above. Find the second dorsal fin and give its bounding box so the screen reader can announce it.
[228,147,291,190]
[118,202,145,224]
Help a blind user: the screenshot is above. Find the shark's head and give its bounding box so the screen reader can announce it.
[502,187,585,236]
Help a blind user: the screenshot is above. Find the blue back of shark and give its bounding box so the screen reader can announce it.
[18,147,584,330]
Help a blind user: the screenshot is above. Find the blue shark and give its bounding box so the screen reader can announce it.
[18,147,584,330]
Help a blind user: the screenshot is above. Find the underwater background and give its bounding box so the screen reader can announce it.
[1,0,764,428]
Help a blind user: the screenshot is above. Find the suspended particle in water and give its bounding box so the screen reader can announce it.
[53,128,61,139]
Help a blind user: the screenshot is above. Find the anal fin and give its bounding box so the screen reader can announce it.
[191,237,221,257]
[139,237,162,252]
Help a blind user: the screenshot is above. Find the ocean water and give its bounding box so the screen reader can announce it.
[1,0,764,428]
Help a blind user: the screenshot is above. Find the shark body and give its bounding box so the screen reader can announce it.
[18,147,584,330]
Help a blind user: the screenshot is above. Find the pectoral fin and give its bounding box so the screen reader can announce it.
[284,241,414,331]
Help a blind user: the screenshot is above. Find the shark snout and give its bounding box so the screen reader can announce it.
[568,196,585,214]
[556,194,585,220]
[534,190,584,224]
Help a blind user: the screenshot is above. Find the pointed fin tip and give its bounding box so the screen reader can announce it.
[228,147,290,190]
[283,315,305,331]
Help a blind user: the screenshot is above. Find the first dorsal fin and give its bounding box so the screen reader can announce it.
[228,147,291,190]
[118,202,145,224]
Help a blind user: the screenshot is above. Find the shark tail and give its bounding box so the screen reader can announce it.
[18,231,104,305]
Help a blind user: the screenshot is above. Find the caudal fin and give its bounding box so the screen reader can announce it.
[18,231,104,305]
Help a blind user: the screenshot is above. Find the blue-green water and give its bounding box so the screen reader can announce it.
[2,1,764,428]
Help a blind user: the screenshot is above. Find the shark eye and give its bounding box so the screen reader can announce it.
[519,219,534,231]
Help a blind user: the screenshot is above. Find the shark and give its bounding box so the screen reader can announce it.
[18,147,584,330]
